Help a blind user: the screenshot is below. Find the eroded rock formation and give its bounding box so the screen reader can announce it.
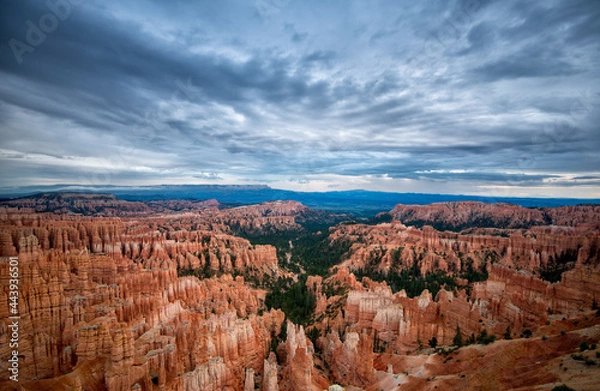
[332,220,599,277]
[0,206,289,390]
[1,198,599,390]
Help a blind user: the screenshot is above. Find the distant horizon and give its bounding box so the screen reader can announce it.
[2,183,600,203]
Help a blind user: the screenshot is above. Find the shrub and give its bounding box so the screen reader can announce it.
[580,341,590,351]
[552,385,575,391]
[429,337,438,349]
[476,329,496,345]
[520,329,533,338]
[307,327,321,346]
[571,353,585,361]
[453,325,463,346]
[538,249,577,283]
[466,333,476,345]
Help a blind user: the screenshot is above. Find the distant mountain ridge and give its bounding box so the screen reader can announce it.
[1,184,598,215]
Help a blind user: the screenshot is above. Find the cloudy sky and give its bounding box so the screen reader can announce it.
[1,0,599,197]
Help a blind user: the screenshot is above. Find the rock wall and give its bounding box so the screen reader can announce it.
[332,221,599,275]
[388,202,600,231]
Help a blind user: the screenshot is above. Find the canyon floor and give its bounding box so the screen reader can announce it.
[1,193,599,391]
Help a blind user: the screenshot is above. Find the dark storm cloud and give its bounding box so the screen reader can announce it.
[472,44,581,82]
[1,1,341,126]
[0,0,599,196]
